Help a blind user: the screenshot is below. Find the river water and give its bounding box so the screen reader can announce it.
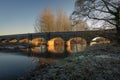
[0,44,86,80]
[0,52,39,80]
[0,51,60,80]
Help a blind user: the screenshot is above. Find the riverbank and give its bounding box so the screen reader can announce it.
[18,44,120,80]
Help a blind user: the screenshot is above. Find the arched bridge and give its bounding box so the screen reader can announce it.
[0,29,117,47]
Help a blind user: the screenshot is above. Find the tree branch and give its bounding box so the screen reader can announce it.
[102,0,118,9]
[102,0,115,15]
[87,14,116,25]
[94,8,109,13]
[105,20,116,26]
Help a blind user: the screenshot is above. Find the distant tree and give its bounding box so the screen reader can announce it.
[35,8,55,32]
[56,8,72,31]
[71,0,120,42]
[35,7,89,32]
[34,8,72,32]
[74,22,89,31]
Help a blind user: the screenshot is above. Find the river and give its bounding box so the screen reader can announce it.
[0,43,86,80]
[0,52,39,80]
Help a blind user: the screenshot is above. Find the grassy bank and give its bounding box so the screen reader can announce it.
[18,44,120,80]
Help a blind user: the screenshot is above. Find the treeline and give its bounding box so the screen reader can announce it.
[34,8,89,32]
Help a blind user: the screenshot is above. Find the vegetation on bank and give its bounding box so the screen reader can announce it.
[18,44,120,80]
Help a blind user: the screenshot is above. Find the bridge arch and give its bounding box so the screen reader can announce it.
[66,37,87,53]
[31,38,47,54]
[47,37,64,54]
[90,37,111,46]
[0,39,8,43]
[31,37,46,47]
[19,38,30,44]
[9,38,17,43]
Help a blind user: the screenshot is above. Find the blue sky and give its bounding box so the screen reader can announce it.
[0,0,75,35]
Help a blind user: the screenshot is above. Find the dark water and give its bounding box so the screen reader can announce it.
[0,52,38,80]
[0,44,86,80]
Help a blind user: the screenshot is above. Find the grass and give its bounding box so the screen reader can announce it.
[18,44,120,80]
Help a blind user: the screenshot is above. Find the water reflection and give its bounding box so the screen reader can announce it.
[0,52,37,80]
[67,44,86,53]
[38,58,59,64]
[48,45,64,54]
[30,44,86,54]
[20,44,86,54]
[47,37,65,54]
[32,45,47,54]
[0,37,87,55]
[0,52,60,80]
[66,37,87,54]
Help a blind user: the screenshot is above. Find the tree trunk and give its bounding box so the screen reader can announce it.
[116,25,120,44]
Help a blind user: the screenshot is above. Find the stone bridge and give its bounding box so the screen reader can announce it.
[0,29,117,46]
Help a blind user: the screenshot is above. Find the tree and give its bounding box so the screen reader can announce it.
[35,8,73,32]
[71,0,120,41]
[35,7,89,32]
[56,8,72,32]
[74,22,89,31]
[35,8,55,32]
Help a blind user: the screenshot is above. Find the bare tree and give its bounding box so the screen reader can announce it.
[35,7,89,32]
[35,8,72,32]
[56,8,72,31]
[71,0,120,41]
[35,7,55,32]
[74,22,89,31]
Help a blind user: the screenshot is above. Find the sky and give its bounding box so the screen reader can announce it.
[0,0,75,35]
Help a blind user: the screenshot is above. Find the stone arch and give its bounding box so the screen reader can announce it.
[1,39,8,43]
[31,37,46,47]
[31,38,47,54]
[90,37,111,46]
[47,37,65,54]
[66,37,87,54]
[19,38,30,44]
[9,38,17,43]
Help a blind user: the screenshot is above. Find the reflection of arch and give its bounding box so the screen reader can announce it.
[31,46,47,54]
[66,37,87,53]
[31,38,46,46]
[48,37,64,54]
[9,38,17,43]
[19,38,30,43]
[1,39,8,43]
[90,37,111,46]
